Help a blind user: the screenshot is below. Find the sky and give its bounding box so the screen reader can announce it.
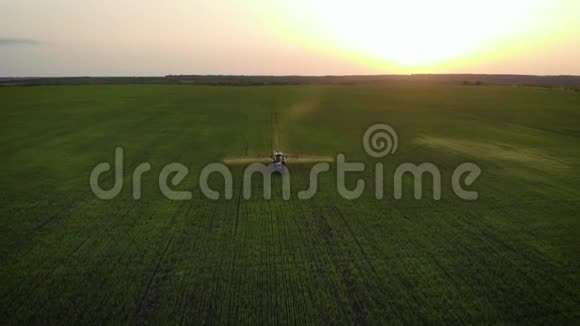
[0,0,579,76]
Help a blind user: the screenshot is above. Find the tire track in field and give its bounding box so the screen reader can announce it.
[134,201,188,323]
[9,197,143,321]
[223,177,244,324]
[269,201,294,324]
[333,206,378,276]
[133,232,177,321]
[265,201,280,325]
[75,149,190,321]
[371,198,475,319]
[453,209,579,312]
[201,201,227,324]
[295,200,350,323]
[272,111,280,151]
[12,152,155,267]
[14,176,150,307]
[32,192,88,231]
[381,201,482,322]
[385,201,578,321]
[282,200,311,323]
[177,198,232,324]
[317,204,370,323]
[176,198,216,324]
[74,201,162,321]
[228,198,248,324]
[279,199,314,324]
[30,157,145,234]
[331,202,407,322]
[4,191,91,265]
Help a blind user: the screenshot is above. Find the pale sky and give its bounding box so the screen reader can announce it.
[1,0,579,76]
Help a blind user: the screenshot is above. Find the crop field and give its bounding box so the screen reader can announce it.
[1,84,579,323]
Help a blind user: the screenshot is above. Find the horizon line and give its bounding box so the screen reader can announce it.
[2,73,580,79]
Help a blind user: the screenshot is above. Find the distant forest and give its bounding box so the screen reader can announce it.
[1,74,580,88]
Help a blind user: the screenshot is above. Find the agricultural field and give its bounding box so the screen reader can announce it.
[0,84,579,323]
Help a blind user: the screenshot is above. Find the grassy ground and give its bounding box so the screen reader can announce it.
[1,84,579,323]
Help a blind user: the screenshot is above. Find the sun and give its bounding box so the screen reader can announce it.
[300,0,527,69]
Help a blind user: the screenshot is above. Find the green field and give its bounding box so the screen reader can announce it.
[1,84,579,323]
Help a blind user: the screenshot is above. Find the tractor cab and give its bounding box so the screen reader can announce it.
[272,151,286,165]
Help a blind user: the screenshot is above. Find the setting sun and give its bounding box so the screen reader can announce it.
[275,0,579,73]
[302,0,526,66]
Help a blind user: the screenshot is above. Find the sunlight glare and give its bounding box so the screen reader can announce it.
[303,0,527,67]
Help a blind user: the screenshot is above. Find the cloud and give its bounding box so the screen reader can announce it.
[0,38,41,46]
